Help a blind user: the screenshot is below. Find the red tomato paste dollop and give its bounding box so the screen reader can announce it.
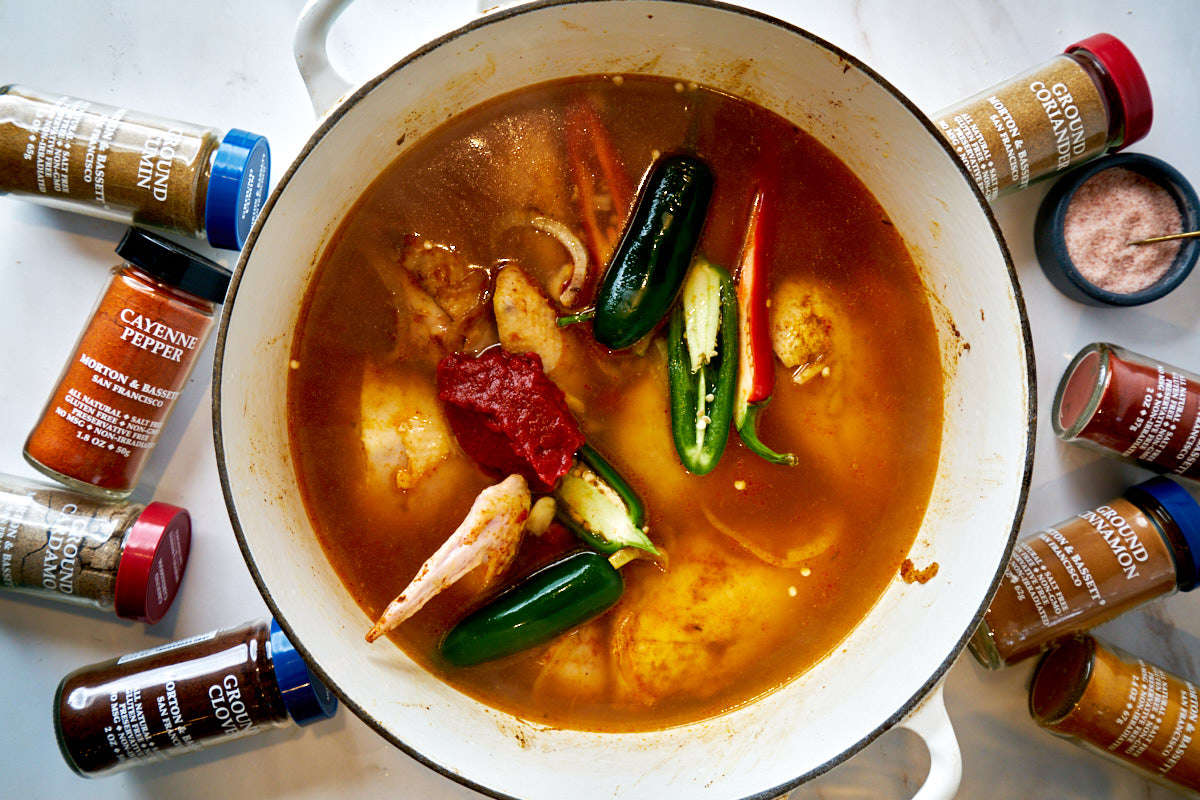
[437,349,584,490]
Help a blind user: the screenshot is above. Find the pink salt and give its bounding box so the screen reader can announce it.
[1063,167,1183,294]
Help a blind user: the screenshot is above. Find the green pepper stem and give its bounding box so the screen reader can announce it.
[735,400,798,466]
[557,308,596,327]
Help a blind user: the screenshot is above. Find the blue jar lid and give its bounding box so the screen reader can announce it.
[269,618,338,726]
[204,129,270,251]
[1131,477,1200,590]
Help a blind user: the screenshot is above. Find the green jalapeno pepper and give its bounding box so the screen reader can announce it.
[592,155,713,350]
[439,550,624,667]
[667,257,738,475]
[555,444,657,555]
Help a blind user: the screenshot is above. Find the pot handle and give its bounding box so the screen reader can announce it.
[293,0,357,117]
[898,683,962,800]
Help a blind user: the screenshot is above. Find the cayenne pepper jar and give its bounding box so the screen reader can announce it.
[1053,342,1200,481]
[969,477,1200,669]
[933,33,1152,200]
[55,618,337,776]
[0,473,189,621]
[1030,635,1200,793]
[0,84,269,250]
[24,228,230,500]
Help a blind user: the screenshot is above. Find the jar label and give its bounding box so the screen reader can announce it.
[983,497,1176,664]
[0,481,128,605]
[933,56,1109,199]
[25,271,214,493]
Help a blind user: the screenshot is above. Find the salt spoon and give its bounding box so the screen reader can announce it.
[1129,229,1200,245]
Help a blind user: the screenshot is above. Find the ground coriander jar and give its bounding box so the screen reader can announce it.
[0,473,189,621]
[933,33,1152,200]
[0,84,269,249]
[54,618,337,776]
[24,228,231,499]
[1053,342,1200,481]
[1030,635,1200,793]
[969,477,1200,669]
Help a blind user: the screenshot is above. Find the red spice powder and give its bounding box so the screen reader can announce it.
[1064,167,1182,293]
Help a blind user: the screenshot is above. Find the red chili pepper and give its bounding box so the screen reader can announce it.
[734,189,797,466]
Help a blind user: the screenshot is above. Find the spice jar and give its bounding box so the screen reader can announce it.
[933,33,1152,200]
[0,84,269,250]
[1053,343,1200,481]
[25,228,230,499]
[969,477,1200,669]
[0,473,189,621]
[1030,635,1200,793]
[55,618,337,776]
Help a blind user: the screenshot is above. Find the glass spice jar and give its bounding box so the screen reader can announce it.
[969,477,1200,669]
[933,33,1152,200]
[54,618,337,776]
[24,228,231,500]
[0,473,189,622]
[0,84,269,250]
[1053,342,1200,482]
[1030,635,1200,793]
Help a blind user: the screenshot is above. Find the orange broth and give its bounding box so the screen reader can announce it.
[287,75,943,731]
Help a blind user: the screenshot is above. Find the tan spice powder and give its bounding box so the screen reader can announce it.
[1064,168,1183,293]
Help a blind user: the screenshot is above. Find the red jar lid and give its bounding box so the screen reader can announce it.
[114,502,191,623]
[1066,33,1153,149]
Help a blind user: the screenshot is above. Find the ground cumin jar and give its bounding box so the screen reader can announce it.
[0,84,269,249]
[55,618,337,776]
[1031,635,1200,793]
[933,33,1152,200]
[970,477,1200,669]
[0,474,189,622]
[1054,343,1200,481]
[24,228,230,500]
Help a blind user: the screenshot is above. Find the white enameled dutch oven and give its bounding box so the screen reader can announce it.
[213,1,1035,797]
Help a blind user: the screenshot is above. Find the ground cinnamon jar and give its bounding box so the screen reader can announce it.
[1053,343,1200,481]
[1031,635,1200,793]
[55,618,337,776]
[0,84,269,250]
[0,473,189,622]
[24,228,230,499]
[970,477,1200,669]
[933,33,1152,200]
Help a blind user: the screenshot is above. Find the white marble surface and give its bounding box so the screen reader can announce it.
[1,1,1197,797]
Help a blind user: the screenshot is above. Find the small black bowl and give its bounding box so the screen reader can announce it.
[1034,153,1199,306]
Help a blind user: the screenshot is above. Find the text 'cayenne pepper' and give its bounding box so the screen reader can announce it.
[24,228,231,500]
[437,349,584,491]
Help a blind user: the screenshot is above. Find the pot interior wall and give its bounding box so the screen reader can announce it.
[217,2,1030,798]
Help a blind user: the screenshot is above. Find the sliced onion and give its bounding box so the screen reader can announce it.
[529,215,589,308]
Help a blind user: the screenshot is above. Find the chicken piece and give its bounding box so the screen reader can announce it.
[532,619,612,705]
[613,536,796,705]
[366,474,530,642]
[769,281,837,384]
[494,264,564,372]
[399,238,489,322]
[360,362,454,491]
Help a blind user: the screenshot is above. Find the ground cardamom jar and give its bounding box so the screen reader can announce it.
[933,33,1152,200]
[55,618,337,776]
[0,473,189,621]
[970,477,1200,669]
[24,228,230,499]
[1054,342,1200,481]
[1031,635,1200,793]
[0,84,268,250]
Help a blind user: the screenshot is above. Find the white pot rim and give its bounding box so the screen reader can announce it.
[212,2,1036,797]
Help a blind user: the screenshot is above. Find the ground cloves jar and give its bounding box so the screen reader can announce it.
[55,618,337,776]
[24,228,231,499]
[970,477,1200,669]
[0,84,268,249]
[0,473,189,621]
